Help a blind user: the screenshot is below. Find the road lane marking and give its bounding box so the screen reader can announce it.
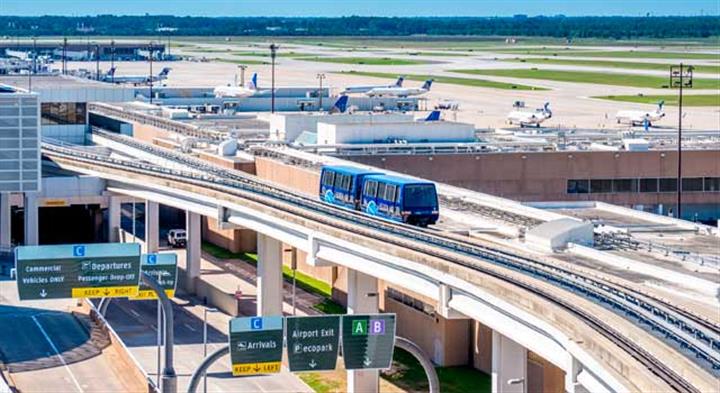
[31,315,84,393]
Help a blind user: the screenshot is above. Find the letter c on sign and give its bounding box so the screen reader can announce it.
[251,317,262,330]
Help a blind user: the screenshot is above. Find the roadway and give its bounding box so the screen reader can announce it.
[0,280,140,393]
[101,286,313,393]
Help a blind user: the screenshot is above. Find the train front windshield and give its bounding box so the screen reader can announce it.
[402,185,437,209]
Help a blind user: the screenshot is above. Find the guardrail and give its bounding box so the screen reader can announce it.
[89,103,224,141]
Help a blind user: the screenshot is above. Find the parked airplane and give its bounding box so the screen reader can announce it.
[101,67,171,85]
[213,73,267,98]
[615,101,665,127]
[341,76,404,94]
[507,102,552,128]
[365,79,433,98]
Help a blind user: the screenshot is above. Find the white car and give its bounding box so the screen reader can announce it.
[167,229,187,248]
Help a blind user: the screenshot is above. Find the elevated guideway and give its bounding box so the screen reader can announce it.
[38,132,720,392]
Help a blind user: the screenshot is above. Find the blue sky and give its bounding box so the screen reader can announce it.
[0,0,717,17]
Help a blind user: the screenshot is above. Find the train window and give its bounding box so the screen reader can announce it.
[396,187,402,203]
[639,178,658,192]
[385,185,396,202]
[333,173,344,188]
[705,177,720,192]
[366,181,378,197]
[342,175,352,191]
[322,171,335,187]
[377,182,386,200]
[403,185,437,208]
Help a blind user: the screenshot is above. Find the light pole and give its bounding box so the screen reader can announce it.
[269,43,278,113]
[110,39,115,83]
[95,42,100,81]
[62,37,67,75]
[203,307,218,393]
[669,64,693,220]
[316,73,326,111]
[149,42,154,104]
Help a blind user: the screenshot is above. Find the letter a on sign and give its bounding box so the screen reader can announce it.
[352,320,367,335]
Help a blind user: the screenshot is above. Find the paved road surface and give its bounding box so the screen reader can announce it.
[0,281,136,393]
[104,295,312,393]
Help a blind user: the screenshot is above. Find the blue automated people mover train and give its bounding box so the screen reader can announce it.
[319,165,439,226]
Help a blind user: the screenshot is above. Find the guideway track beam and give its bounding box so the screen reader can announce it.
[41,135,718,392]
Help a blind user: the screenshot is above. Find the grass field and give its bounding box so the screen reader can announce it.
[294,56,430,65]
[491,48,720,60]
[454,68,720,89]
[339,70,546,90]
[595,94,720,107]
[502,58,720,75]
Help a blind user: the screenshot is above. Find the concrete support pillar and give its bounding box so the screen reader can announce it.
[347,269,379,393]
[108,196,121,243]
[256,233,283,316]
[186,211,201,292]
[145,201,159,253]
[0,193,11,248]
[492,330,527,393]
[24,192,38,246]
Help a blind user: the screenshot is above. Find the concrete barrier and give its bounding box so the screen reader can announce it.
[79,300,158,393]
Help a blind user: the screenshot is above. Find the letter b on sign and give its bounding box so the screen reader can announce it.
[369,319,385,335]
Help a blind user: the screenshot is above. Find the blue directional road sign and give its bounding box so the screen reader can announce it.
[15,243,141,300]
[228,316,284,376]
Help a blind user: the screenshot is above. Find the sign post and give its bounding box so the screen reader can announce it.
[228,316,283,376]
[342,314,396,370]
[15,243,141,300]
[131,253,178,300]
[286,315,340,372]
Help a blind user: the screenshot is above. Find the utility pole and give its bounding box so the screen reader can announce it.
[316,73,326,111]
[269,43,278,113]
[669,64,693,220]
[149,42,154,104]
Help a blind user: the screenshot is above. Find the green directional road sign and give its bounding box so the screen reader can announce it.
[342,314,396,370]
[15,243,141,300]
[131,253,178,300]
[286,315,340,372]
[229,316,284,376]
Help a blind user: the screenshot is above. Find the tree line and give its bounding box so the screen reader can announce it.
[0,15,718,39]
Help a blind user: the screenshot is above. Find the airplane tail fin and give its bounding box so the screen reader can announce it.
[159,67,171,77]
[329,95,349,114]
[395,76,405,87]
[421,79,433,91]
[543,102,552,117]
[657,100,665,112]
[246,73,258,90]
[424,110,441,121]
